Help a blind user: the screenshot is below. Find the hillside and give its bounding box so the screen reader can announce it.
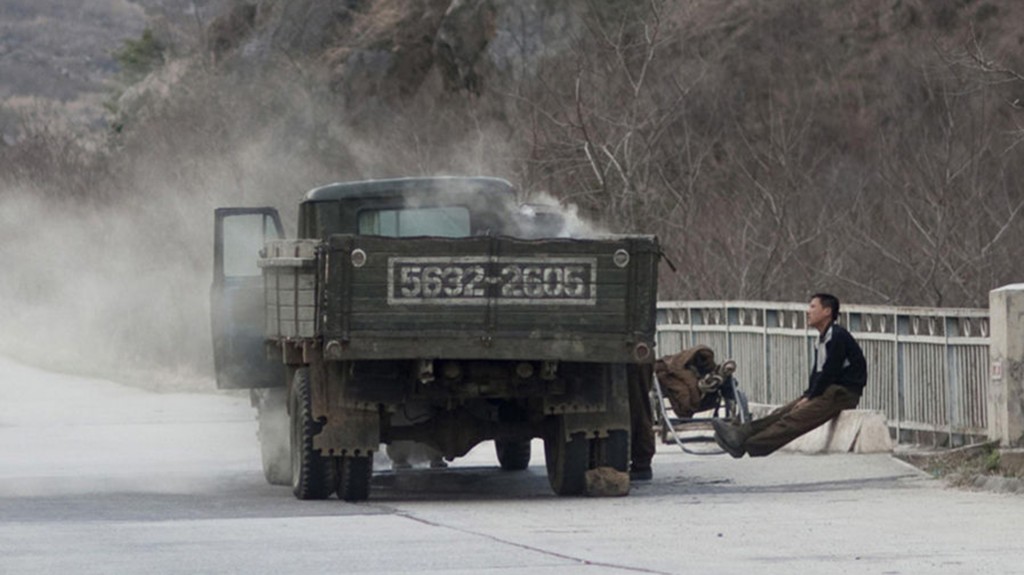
[0,0,235,138]
[1,0,1022,383]
[107,0,1024,305]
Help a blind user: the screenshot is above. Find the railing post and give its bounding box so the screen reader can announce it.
[945,316,958,446]
[762,307,769,405]
[893,312,902,441]
[989,285,1024,447]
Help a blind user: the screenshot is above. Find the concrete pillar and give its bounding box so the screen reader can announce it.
[989,284,1024,447]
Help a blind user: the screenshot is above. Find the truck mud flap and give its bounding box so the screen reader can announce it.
[554,364,630,440]
[313,408,380,457]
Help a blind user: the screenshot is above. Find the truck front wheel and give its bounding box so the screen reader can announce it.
[544,418,588,496]
[289,367,336,500]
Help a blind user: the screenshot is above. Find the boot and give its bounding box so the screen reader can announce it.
[711,419,747,458]
[629,466,653,481]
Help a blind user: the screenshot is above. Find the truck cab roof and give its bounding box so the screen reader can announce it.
[302,176,517,203]
[297,177,529,239]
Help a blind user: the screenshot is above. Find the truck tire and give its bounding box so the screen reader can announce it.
[337,455,372,502]
[495,440,531,471]
[544,418,588,496]
[256,388,292,486]
[289,367,335,500]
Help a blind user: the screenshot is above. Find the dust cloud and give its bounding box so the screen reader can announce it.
[0,138,603,394]
[521,190,609,239]
[0,136,305,391]
[0,58,608,395]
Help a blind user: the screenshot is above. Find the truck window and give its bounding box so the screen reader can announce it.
[358,206,471,237]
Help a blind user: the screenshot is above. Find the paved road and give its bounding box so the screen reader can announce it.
[2,357,1022,575]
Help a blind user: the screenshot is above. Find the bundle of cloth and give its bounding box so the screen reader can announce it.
[653,345,736,418]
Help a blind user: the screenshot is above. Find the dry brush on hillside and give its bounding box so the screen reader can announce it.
[3,0,1024,312]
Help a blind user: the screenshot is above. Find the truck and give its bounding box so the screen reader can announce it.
[210,177,659,501]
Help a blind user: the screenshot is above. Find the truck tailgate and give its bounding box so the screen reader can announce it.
[320,234,658,362]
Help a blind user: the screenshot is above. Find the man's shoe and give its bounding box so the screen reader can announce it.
[629,467,653,481]
[711,419,746,459]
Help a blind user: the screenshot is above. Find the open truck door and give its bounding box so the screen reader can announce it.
[211,207,285,389]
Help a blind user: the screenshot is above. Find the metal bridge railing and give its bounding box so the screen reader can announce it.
[656,301,990,440]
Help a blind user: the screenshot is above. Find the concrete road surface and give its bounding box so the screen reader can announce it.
[2,356,1022,575]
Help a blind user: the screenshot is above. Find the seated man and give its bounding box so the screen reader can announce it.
[712,293,867,458]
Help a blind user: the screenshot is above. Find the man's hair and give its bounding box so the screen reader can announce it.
[811,293,840,322]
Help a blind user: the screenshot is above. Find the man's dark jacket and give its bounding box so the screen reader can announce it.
[805,322,867,398]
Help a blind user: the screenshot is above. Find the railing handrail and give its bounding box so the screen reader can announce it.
[658,300,988,318]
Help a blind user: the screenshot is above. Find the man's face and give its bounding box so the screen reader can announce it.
[807,297,832,331]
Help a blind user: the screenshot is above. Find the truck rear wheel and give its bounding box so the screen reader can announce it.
[289,367,336,500]
[336,455,373,502]
[256,388,291,486]
[495,440,532,471]
[544,418,588,496]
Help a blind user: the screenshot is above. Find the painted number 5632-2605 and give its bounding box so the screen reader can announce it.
[389,257,597,306]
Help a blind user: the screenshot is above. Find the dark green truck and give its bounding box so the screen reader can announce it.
[211,177,659,500]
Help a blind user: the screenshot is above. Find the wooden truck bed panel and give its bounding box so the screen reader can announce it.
[260,235,659,361]
[321,235,658,361]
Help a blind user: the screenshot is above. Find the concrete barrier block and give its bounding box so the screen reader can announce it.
[781,417,845,453]
[852,412,894,453]
[747,404,892,454]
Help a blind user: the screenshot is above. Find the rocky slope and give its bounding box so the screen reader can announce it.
[0,0,238,138]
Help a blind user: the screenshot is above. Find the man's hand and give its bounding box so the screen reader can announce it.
[795,397,809,409]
